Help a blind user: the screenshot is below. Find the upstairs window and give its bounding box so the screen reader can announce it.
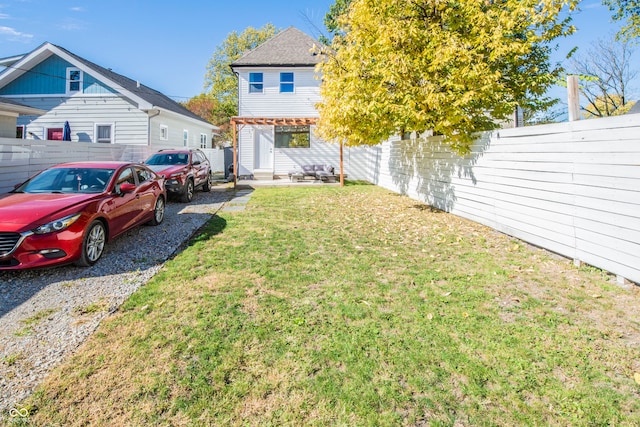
[249,73,263,93]
[66,67,83,94]
[280,72,294,93]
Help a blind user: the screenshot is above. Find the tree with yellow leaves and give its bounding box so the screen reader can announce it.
[316,0,578,154]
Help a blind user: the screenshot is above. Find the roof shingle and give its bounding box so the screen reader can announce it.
[52,44,211,125]
[231,27,324,68]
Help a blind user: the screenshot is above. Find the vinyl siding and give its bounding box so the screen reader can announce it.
[0,55,115,96]
[237,68,320,117]
[0,115,15,138]
[12,95,149,144]
[149,111,212,149]
[237,124,377,179]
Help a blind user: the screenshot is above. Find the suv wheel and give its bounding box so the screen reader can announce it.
[180,179,194,203]
[202,172,212,192]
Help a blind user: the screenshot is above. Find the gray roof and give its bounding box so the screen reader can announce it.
[0,97,45,115]
[50,44,211,126]
[3,42,210,128]
[231,27,324,68]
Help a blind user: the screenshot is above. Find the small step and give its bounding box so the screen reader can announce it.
[253,170,274,180]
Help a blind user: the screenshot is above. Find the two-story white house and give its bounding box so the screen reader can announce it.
[230,27,341,180]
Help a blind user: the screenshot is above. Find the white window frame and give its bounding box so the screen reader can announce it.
[249,72,264,93]
[280,72,294,93]
[66,67,83,95]
[200,133,208,149]
[183,129,189,147]
[16,125,26,139]
[95,123,114,144]
[160,124,168,140]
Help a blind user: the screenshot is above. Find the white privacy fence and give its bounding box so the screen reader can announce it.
[200,147,226,173]
[2,115,639,284]
[0,140,228,193]
[367,114,640,284]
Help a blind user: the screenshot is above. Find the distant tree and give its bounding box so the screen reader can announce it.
[316,0,577,154]
[603,0,640,42]
[182,93,218,123]
[181,94,231,146]
[569,35,638,117]
[584,94,636,117]
[202,24,279,140]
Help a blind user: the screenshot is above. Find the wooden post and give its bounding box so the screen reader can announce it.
[339,141,344,187]
[232,119,237,189]
[567,75,580,122]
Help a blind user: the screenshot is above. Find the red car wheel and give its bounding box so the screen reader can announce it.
[75,220,106,267]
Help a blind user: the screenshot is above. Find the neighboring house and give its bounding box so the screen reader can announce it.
[0,42,216,148]
[230,27,338,180]
[0,98,44,138]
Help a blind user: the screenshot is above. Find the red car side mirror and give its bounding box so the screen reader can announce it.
[119,182,136,194]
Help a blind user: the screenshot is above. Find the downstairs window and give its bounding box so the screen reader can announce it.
[274,125,310,148]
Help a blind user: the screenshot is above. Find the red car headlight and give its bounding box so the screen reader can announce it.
[33,213,82,235]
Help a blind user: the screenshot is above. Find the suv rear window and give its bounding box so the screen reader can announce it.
[146,153,189,165]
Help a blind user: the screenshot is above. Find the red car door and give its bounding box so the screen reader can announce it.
[103,167,141,238]
[133,166,156,223]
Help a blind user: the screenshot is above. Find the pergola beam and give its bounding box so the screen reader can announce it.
[230,117,318,126]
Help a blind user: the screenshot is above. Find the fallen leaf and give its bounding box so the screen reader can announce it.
[634,372,640,385]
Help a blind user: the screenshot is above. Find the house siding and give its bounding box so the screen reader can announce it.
[236,123,377,179]
[149,111,211,149]
[0,115,15,138]
[10,95,149,144]
[273,126,336,173]
[237,68,320,117]
[0,56,115,96]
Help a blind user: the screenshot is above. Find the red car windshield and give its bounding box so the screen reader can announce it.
[146,153,189,166]
[15,168,116,194]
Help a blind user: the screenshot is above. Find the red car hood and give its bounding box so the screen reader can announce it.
[0,193,96,230]
[147,165,187,177]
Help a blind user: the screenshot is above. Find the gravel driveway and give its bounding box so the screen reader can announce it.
[0,187,235,412]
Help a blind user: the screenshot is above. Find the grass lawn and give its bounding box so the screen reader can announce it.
[20,183,640,426]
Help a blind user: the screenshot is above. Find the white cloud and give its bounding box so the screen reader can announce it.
[0,25,33,42]
[58,18,86,31]
[70,6,84,12]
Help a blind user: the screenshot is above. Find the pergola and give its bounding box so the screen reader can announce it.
[229,116,344,188]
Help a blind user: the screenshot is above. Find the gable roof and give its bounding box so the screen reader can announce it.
[0,98,45,115]
[231,27,324,68]
[0,43,214,128]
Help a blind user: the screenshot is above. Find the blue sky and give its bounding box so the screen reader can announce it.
[0,0,636,107]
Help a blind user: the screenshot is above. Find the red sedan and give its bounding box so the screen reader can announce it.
[0,161,166,270]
